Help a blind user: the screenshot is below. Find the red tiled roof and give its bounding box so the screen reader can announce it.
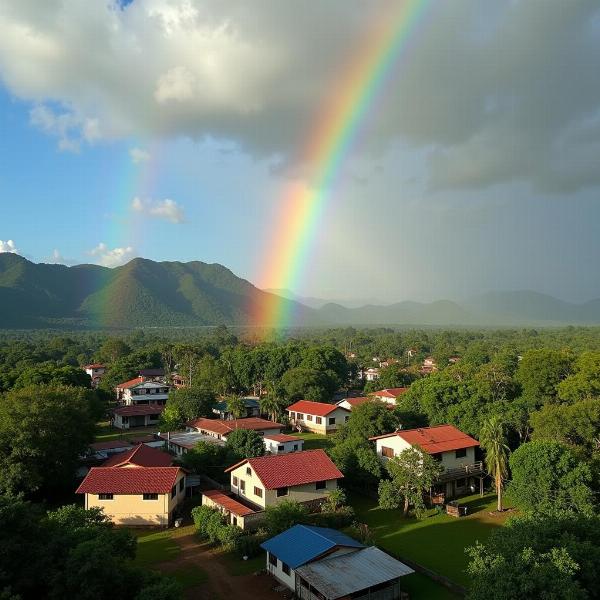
[202,490,256,516]
[113,404,165,417]
[89,440,133,451]
[343,397,371,407]
[374,388,408,399]
[370,425,479,454]
[102,444,173,468]
[225,449,343,489]
[76,467,181,494]
[116,376,144,389]
[83,363,105,370]
[187,417,283,435]
[263,433,302,443]
[286,400,348,417]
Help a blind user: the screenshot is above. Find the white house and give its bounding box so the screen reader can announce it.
[362,367,380,381]
[116,377,170,406]
[261,525,413,599]
[370,424,483,498]
[113,404,164,429]
[263,433,304,454]
[186,417,283,441]
[83,363,106,387]
[286,400,350,434]
[372,387,409,405]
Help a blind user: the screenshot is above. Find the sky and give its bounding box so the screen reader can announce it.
[1,0,599,304]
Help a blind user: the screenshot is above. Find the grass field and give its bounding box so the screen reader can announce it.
[292,431,333,450]
[221,550,265,576]
[351,492,513,588]
[130,528,181,566]
[95,421,158,442]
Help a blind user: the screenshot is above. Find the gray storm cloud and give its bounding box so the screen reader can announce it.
[0,0,598,192]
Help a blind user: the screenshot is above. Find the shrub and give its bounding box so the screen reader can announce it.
[191,505,224,541]
[310,506,355,529]
[234,532,267,558]
[217,525,243,551]
[264,500,310,536]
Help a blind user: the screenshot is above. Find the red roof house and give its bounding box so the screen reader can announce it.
[186,417,283,438]
[102,443,173,468]
[77,466,182,495]
[370,424,479,454]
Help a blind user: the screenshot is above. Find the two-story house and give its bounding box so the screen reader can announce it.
[113,404,164,429]
[370,424,483,499]
[201,450,343,530]
[286,400,350,434]
[83,363,106,387]
[116,377,170,406]
[76,444,185,526]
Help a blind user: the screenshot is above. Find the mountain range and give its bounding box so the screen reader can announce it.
[1,253,599,329]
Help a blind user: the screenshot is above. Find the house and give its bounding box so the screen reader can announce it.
[263,433,304,454]
[88,439,133,457]
[116,377,170,405]
[83,363,106,386]
[372,387,408,405]
[138,368,166,381]
[370,425,484,498]
[202,450,343,529]
[361,367,380,381]
[77,466,185,526]
[261,524,414,599]
[113,404,164,429]
[171,372,186,388]
[212,396,261,420]
[186,417,283,441]
[406,348,418,359]
[160,430,226,456]
[420,357,438,374]
[76,444,185,526]
[286,401,350,434]
[335,396,371,411]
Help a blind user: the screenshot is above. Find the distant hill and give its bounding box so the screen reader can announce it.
[1,254,599,328]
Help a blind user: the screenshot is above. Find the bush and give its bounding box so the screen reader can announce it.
[191,505,224,541]
[217,525,243,551]
[264,500,310,536]
[309,506,356,529]
[233,532,268,558]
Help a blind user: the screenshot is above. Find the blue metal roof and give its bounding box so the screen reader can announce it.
[260,525,364,569]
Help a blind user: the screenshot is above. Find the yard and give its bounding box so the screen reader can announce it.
[95,421,158,442]
[291,431,333,450]
[350,492,514,590]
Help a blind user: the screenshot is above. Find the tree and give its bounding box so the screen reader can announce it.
[466,511,600,600]
[281,367,337,403]
[264,500,310,535]
[479,415,510,512]
[225,429,265,459]
[226,395,247,420]
[97,338,131,363]
[12,363,91,389]
[508,440,594,514]
[166,387,215,423]
[378,446,443,517]
[558,351,600,403]
[259,392,286,422]
[0,384,97,498]
[517,349,573,408]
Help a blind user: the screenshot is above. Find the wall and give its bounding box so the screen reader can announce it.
[263,439,304,454]
[266,552,296,592]
[288,407,350,434]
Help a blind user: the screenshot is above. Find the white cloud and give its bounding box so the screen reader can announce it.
[45,249,77,265]
[129,147,151,164]
[0,239,19,253]
[131,197,185,223]
[88,242,134,268]
[0,1,599,190]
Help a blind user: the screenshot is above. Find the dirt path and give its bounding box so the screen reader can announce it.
[159,529,289,600]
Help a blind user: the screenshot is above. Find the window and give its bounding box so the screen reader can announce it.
[432,453,442,462]
[232,476,239,487]
[171,485,176,499]
[150,414,159,420]
[122,416,129,424]
[276,487,289,497]
[246,466,252,476]
[179,478,185,492]
[315,481,326,490]
[254,486,263,498]
[345,416,350,422]
[297,413,304,420]
[456,478,467,488]
[240,479,246,493]
[289,412,295,419]
[277,445,285,452]
[269,553,278,567]
[232,516,237,527]
[381,446,394,458]
[282,562,291,576]
[143,493,158,500]
[455,448,467,459]
[98,493,113,500]
[293,444,298,451]
[328,417,336,425]
[307,414,313,421]
[315,416,322,424]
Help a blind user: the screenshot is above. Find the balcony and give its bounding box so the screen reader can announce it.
[436,461,484,483]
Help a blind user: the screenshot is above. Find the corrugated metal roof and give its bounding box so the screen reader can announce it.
[295,546,414,599]
[160,431,226,448]
[260,525,364,569]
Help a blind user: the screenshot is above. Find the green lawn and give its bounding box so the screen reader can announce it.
[95,421,158,442]
[293,431,333,450]
[130,529,181,566]
[351,492,512,588]
[221,550,265,576]
[168,564,208,587]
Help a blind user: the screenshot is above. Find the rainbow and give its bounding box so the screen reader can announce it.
[254,0,430,327]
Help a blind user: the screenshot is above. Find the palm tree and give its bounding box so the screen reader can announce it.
[479,415,510,512]
[260,393,283,422]
[226,395,246,421]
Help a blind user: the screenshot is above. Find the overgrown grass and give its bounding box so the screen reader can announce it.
[130,529,181,566]
[292,431,333,451]
[351,492,513,588]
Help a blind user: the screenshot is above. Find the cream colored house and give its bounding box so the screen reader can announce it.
[202,449,343,530]
[370,425,483,498]
[286,401,350,434]
[116,377,169,405]
[77,466,185,526]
